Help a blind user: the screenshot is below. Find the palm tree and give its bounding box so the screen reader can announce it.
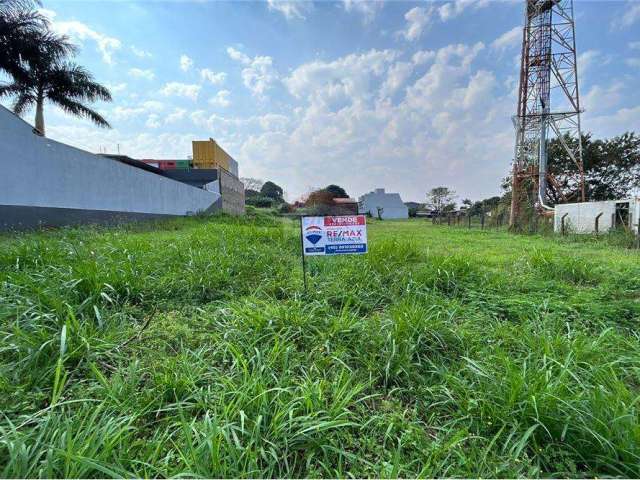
[0,1,61,79]
[0,1,112,135]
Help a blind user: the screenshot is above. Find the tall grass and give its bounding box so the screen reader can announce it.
[1,215,640,477]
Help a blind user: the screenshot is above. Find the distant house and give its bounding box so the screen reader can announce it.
[358,188,409,219]
[332,197,359,215]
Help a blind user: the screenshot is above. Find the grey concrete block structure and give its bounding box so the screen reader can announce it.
[218,168,245,216]
[359,188,409,219]
[0,106,220,230]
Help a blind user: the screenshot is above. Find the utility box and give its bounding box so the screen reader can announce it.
[554,199,640,234]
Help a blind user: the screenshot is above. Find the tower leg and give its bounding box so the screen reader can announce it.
[509,169,520,228]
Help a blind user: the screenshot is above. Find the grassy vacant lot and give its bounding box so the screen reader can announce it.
[1,215,640,478]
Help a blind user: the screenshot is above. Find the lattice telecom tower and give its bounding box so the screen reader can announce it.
[509,0,585,227]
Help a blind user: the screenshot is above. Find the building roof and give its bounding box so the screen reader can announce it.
[359,188,407,208]
[333,197,358,204]
[98,154,165,175]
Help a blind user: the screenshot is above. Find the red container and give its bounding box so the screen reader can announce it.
[157,161,177,170]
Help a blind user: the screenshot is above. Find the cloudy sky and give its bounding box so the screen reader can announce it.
[10,0,640,202]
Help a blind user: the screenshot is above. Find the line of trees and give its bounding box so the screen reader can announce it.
[0,0,111,135]
[425,131,640,220]
[241,178,286,208]
[546,132,640,203]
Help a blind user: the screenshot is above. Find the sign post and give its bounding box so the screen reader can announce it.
[298,216,308,293]
[299,214,368,293]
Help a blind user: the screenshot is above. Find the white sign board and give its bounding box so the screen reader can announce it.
[301,215,368,256]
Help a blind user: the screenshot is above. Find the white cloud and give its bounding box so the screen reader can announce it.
[131,46,152,58]
[45,38,544,203]
[111,106,145,120]
[586,104,640,139]
[380,61,414,98]
[267,0,311,20]
[412,50,436,65]
[145,114,161,129]
[209,90,231,108]
[630,41,640,50]
[200,69,227,85]
[180,54,194,72]
[160,82,201,100]
[165,108,187,124]
[626,57,640,68]
[111,100,164,121]
[342,0,384,24]
[577,50,606,80]
[227,47,251,65]
[227,47,278,98]
[284,49,397,106]
[142,100,165,112]
[437,0,490,22]
[491,26,521,51]
[257,113,290,132]
[39,8,121,64]
[106,82,127,94]
[395,0,490,43]
[612,2,640,29]
[583,82,625,114]
[128,68,155,80]
[397,6,434,42]
[47,123,200,160]
[244,41,505,201]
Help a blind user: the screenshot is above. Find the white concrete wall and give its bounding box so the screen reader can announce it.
[0,106,219,216]
[358,188,409,219]
[554,199,640,233]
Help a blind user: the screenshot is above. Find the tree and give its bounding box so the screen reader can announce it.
[425,187,457,215]
[241,177,264,192]
[0,1,111,135]
[1,2,77,85]
[1,56,112,136]
[324,184,348,199]
[260,181,284,202]
[245,196,273,208]
[306,189,335,207]
[544,132,640,203]
[469,196,502,216]
[583,133,640,200]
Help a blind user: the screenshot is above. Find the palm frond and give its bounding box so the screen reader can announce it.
[49,95,111,128]
[48,62,112,102]
[0,0,42,16]
[0,82,24,98]
[12,91,33,115]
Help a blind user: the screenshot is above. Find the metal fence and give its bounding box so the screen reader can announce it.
[430,213,511,230]
[429,212,640,248]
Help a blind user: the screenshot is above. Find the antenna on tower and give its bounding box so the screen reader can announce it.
[509,0,585,228]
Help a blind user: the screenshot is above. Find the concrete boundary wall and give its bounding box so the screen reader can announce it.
[218,167,245,215]
[554,199,640,234]
[0,106,220,230]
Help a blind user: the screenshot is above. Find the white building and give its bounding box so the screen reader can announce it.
[359,188,409,219]
[554,199,640,234]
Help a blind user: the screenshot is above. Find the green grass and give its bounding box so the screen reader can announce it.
[1,214,640,478]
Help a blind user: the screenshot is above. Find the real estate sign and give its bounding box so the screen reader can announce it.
[301,215,368,256]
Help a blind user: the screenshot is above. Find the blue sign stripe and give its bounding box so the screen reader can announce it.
[325,244,367,255]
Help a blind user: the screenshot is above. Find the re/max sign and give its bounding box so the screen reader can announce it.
[301,215,368,256]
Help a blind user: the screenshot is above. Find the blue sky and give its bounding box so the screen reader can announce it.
[12,0,640,202]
